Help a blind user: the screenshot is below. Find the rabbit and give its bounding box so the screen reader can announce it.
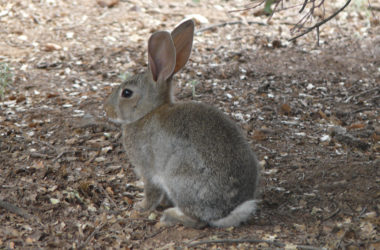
[104,20,260,229]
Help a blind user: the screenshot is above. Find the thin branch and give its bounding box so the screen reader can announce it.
[269,3,308,12]
[187,238,286,248]
[323,208,341,221]
[300,0,309,13]
[316,26,320,46]
[289,0,351,41]
[268,0,282,22]
[368,5,380,11]
[30,152,54,159]
[53,150,77,162]
[35,139,58,153]
[195,21,266,35]
[187,238,324,249]
[144,227,167,239]
[353,86,380,98]
[0,200,32,219]
[78,222,105,250]
[97,183,118,209]
[228,0,266,13]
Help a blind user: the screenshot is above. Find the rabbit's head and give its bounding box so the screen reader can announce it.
[104,20,194,124]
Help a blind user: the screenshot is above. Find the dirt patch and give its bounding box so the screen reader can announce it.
[0,0,379,249]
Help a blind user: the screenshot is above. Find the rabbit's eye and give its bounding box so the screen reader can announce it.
[121,88,133,98]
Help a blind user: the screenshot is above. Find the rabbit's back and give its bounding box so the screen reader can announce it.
[156,102,257,175]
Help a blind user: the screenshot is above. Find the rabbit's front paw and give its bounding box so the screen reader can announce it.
[134,199,149,212]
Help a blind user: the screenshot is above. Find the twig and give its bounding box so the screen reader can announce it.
[256,144,275,153]
[353,107,376,113]
[345,86,380,104]
[187,238,286,248]
[195,21,266,35]
[78,222,105,250]
[316,26,320,46]
[289,0,351,41]
[296,246,326,250]
[370,95,380,102]
[116,217,158,223]
[35,139,58,153]
[53,150,78,162]
[228,0,266,13]
[144,227,167,240]
[353,86,380,98]
[268,0,282,22]
[97,184,118,209]
[358,206,367,218]
[30,152,54,159]
[187,238,325,249]
[323,208,341,221]
[0,200,32,219]
[299,0,309,13]
[368,5,380,11]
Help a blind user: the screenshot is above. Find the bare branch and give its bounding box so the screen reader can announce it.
[300,0,309,13]
[195,21,266,35]
[228,0,266,13]
[187,238,285,248]
[228,0,353,42]
[289,0,352,42]
[187,237,325,249]
[78,222,105,250]
[0,200,32,219]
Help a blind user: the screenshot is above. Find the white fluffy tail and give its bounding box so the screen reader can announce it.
[209,200,257,227]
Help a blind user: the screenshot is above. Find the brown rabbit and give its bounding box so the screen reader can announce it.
[104,20,259,228]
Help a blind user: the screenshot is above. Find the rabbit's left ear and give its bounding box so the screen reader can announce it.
[148,31,176,82]
[171,19,195,74]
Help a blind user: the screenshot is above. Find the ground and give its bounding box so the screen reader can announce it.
[0,0,379,249]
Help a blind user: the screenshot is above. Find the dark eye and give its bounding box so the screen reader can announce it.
[121,88,133,98]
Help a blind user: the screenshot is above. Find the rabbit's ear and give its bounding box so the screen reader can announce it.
[171,19,194,74]
[148,31,176,82]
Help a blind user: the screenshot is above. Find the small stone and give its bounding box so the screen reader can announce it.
[320,134,331,142]
[43,43,62,51]
[97,0,119,8]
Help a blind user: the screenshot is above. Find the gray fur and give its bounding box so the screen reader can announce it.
[104,20,260,228]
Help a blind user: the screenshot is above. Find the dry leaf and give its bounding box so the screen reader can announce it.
[318,110,328,120]
[252,130,267,141]
[123,196,133,205]
[281,103,292,114]
[348,123,366,130]
[106,186,114,195]
[46,93,59,98]
[372,133,380,142]
[16,95,26,103]
[25,237,35,244]
[32,161,45,169]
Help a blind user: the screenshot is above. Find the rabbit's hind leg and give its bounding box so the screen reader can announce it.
[160,207,207,229]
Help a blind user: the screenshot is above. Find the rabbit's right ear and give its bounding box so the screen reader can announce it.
[171,20,195,74]
[148,31,176,82]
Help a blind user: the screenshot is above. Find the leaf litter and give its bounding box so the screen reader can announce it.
[0,0,379,249]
